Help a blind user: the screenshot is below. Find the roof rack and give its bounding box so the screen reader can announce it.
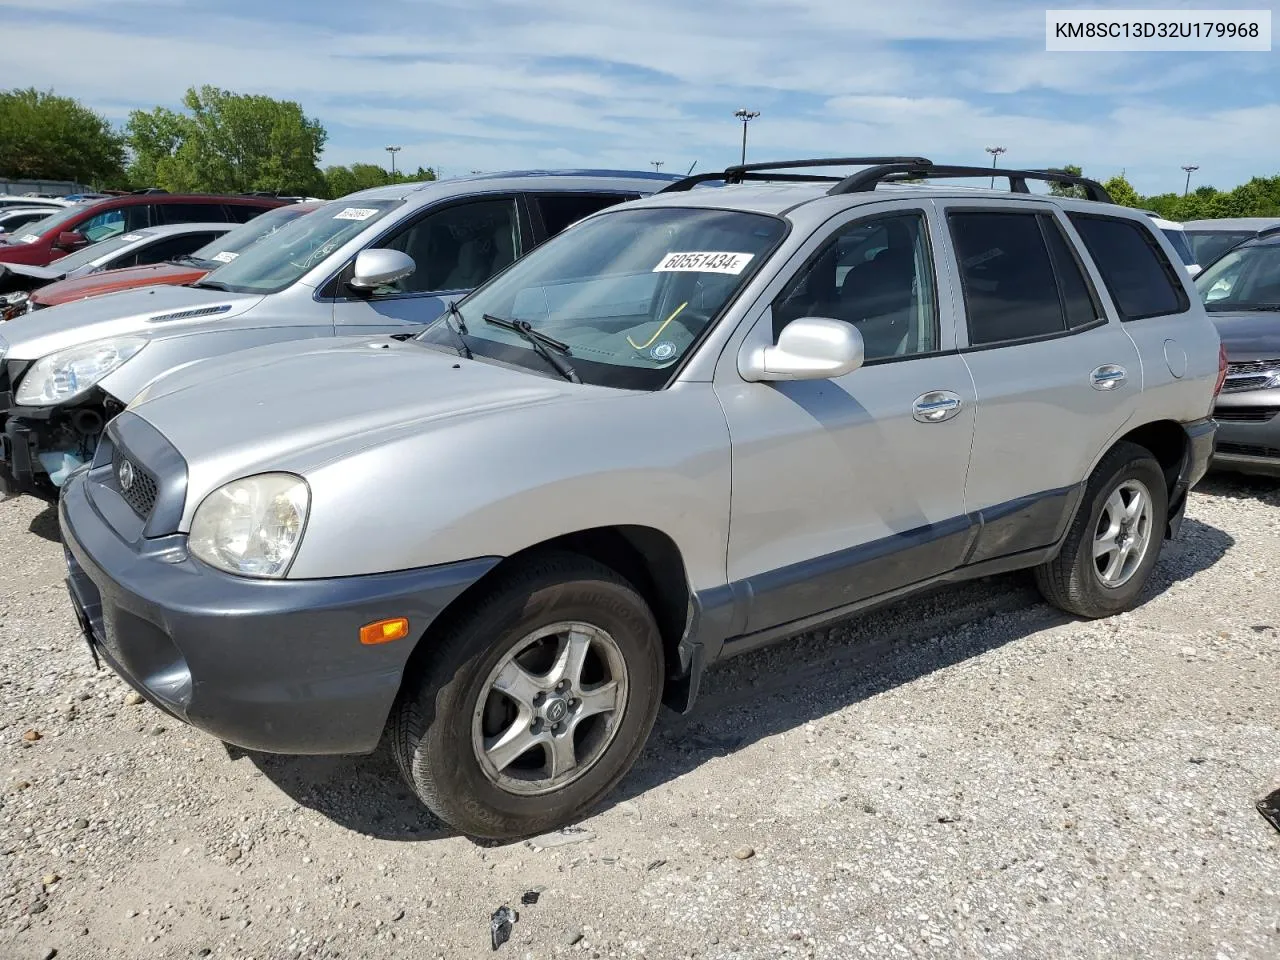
[131,187,169,195]
[830,162,1112,202]
[657,157,932,193]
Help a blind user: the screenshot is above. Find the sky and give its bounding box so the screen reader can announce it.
[1,0,1277,195]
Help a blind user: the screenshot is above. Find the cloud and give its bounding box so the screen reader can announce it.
[0,0,1276,194]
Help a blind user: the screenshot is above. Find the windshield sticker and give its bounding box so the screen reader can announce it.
[121,233,145,242]
[653,251,753,275]
[333,207,379,221]
[650,341,678,361]
[19,234,40,244]
[211,251,238,263]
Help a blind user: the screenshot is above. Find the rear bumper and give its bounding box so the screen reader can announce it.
[60,469,498,754]
[1166,418,1216,537]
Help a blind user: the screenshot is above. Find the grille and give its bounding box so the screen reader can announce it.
[112,449,159,518]
[1217,442,1280,459]
[1214,406,1280,423]
[1222,374,1276,393]
[1227,358,1280,375]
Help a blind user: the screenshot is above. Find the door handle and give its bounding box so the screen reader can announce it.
[1090,364,1128,390]
[913,391,963,423]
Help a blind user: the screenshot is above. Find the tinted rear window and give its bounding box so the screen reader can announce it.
[1068,214,1189,320]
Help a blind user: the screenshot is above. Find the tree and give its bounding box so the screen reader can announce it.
[126,86,327,195]
[0,88,127,187]
[1047,164,1088,199]
[323,162,437,199]
[1101,174,1141,209]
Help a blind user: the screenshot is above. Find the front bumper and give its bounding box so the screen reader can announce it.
[59,469,498,754]
[1211,396,1280,478]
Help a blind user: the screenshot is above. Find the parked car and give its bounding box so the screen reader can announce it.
[1198,232,1280,476]
[56,158,1222,840]
[0,206,63,236]
[0,222,234,306]
[1147,214,1201,277]
[0,196,75,209]
[0,171,676,498]
[0,192,287,269]
[10,202,324,319]
[1184,218,1280,270]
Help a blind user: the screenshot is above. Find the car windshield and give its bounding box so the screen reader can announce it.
[51,230,148,273]
[416,207,788,389]
[195,199,401,294]
[1160,227,1197,267]
[1196,243,1280,310]
[0,203,89,243]
[1187,230,1256,268]
[189,204,317,266]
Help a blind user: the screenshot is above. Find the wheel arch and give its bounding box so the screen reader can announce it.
[1092,418,1191,535]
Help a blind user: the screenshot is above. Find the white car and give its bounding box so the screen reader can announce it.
[1147,214,1201,277]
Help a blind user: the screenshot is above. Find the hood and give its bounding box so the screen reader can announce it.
[1210,310,1280,362]
[29,262,203,308]
[0,284,263,360]
[1,261,64,281]
[133,337,588,478]
[0,237,50,266]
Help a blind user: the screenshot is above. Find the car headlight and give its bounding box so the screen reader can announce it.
[14,337,147,407]
[188,473,310,578]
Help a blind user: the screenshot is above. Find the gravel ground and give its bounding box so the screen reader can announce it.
[1,476,1277,960]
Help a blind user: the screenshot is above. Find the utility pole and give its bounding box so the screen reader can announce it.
[1181,164,1199,196]
[652,161,663,172]
[734,109,760,166]
[984,146,1006,188]
[385,145,401,175]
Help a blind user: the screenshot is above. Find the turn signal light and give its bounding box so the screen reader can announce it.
[1212,342,1229,399]
[360,618,409,645]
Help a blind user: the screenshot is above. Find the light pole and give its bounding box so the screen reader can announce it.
[652,161,663,172]
[1181,164,1199,196]
[734,109,760,166]
[984,146,1006,188]
[385,145,401,176]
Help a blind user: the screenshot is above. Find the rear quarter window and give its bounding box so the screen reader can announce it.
[1067,213,1189,320]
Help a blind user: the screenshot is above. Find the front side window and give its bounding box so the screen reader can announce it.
[773,211,938,361]
[949,211,1068,346]
[1196,243,1280,310]
[134,232,223,267]
[195,199,401,295]
[378,198,518,295]
[415,207,787,389]
[1069,213,1189,320]
[78,208,128,242]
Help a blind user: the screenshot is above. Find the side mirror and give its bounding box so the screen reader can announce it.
[57,231,88,251]
[349,248,416,290]
[740,317,864,382]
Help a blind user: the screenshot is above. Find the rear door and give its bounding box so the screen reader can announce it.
[333,194,528,332]
[945,202,1141,562]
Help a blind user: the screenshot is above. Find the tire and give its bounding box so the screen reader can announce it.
[1035,442,1169,619]
[391,551,664,840]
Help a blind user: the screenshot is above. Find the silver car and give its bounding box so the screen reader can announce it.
[58,158,1222,839]
[0,171,675,498]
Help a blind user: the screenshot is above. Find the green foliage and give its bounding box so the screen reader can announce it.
[1055,162,1280,220]
[126,86,328,196]
[1047,164,1087,199]
[0,88,127,187]
[322,163,436,199]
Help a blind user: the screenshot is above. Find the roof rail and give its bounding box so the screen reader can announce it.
[657,157,933,193]
[131,187,170,195]
[829,162,1112,202]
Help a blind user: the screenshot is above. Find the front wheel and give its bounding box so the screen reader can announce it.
[391,553,664,839]
[1035,442,1169,618]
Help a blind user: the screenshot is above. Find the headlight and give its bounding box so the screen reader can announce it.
[188,473,310,578]
[14,337,147,406]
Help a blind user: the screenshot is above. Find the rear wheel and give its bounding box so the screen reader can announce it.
[391,553,663,839]
[1035,442,1169,618]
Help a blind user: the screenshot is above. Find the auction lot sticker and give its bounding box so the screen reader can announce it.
[654,251,754,275]
[211,252,238,263]
[333,208,379,221]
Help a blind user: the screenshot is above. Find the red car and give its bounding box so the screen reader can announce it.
[21,202,322,314]
[0,191,287,269]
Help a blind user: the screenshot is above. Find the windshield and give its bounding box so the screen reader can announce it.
[189,204,317,266]
[1196,244,1280,310]
[1,203,89,243]
[1188,230,1256,269]
[195,199,401,294]
[1160,228,1197,267]
[52,230,147,273]
[416,207,788,389]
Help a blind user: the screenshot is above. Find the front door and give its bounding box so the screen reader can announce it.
[333,195,524,332]
[718,202,977,635]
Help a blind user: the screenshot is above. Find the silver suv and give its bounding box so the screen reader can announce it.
[0,171,674,499]
[57,158,1223,839]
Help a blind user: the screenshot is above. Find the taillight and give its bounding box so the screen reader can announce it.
[1213,342,1228,398]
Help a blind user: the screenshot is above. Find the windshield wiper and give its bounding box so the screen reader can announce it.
[168,254,212,267]
[483,313,580,383]
[193,279,232,292]
[441,300,473,358]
